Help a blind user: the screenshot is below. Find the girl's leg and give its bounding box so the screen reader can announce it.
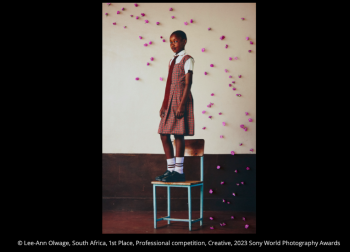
[174,135,185,174]
[174,135,185,157]
[160,134,174,159]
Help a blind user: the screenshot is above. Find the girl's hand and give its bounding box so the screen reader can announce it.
[176,104,185,119]
[160,107,165,118]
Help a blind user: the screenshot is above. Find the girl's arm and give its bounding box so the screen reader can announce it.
[176,70,193,118]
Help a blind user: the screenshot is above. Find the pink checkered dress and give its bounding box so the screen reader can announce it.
[158,55,194,136]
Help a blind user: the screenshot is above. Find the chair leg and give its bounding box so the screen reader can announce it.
[188,186,192,231]
[200,184,203,226]
[153,184,157,229]
[167,186,171,224]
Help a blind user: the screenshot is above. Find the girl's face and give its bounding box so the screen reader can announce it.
[170,34,186,54]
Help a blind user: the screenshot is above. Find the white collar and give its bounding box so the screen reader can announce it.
[174,50,186,57]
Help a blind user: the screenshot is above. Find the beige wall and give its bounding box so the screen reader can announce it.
[103,3,256,154]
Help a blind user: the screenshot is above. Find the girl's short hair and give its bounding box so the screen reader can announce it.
[171,30,187,41]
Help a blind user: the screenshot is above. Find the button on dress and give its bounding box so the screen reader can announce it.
[158,55,194,136]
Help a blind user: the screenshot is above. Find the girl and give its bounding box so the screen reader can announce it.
[156,30,195,182]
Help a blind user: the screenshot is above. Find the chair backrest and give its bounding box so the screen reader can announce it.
[171,139,205,156]
[172,139,205,181]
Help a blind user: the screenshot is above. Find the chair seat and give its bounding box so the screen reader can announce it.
[151,180,203,185]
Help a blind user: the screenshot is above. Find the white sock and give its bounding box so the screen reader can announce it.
[167,158,175,172]
[175,157,184,174]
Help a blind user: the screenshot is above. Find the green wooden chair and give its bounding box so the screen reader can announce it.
[151,139,205,231]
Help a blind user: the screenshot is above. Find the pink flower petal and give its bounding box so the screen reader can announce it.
[231,151,235,155]
[248,50,252,53]
[250,41,253,44]
[156,22,160,25]
[145,20,149,23]
[231,216,234,219]
[204,72,207,75]
[241,18,244,20]
[201,48,205,52]
[240,124,244,128]
[245,112,249,115]
[149,41,152,45]
[241,181,244,185]
[105,13,108,16]
[202,110,206,114]
[209,189,213,194]
[171,16,174,19]
[134,3,138,7]
[239,143,242,146]
[220,223,223,226]
[229,57,232,60]
[117,11,120,14]
[232,81,235,83]
[208,116,212,119]
[124,26,126,29]
[221,181,224,185]
[144,43,148,46]
[234,57,238,60]
[136,16,139,19]
[225,44,228,48]
[244,127,247,131]
[229,75,232,78]
[210,64,214,67]
[232,88,236,90]
[234,170,237,173]
[202,127,206,130]
[210,226,214,229]
[211,93,214,96]
[222,122,226,126]
[113,22,116,25]
[163,39,165,42]
[222,199,225,203]
[220,35,225,40]
[220,135,223,138]
[246,167,250,170]
[242,217,245,221]
[169,7,173,11]
[141,13,145,16]
[236,183,239,186]
[225,69,228,72]
[147,62,149,65]
[232,193,235,196]
[236,94,241,97]
[209,217,213,220]
[250,148,253,152]
[239,75,242,78]
[139,36,142,39]
[150,57,154,61]
[246,37,249,40]
[227,202,230,204]
[107,3,111,6]
[217,166,220,169]
[135,77,139,80]
[208,27,211,30]
[122,7,125,11]
[219,112,222,115]
[190,19,193,23]
[184,22,188,25]
[245,224,249,229]
[210,102,214,105]
[160,36,163,39]
[229,84,232,87]
[248,118,252,122]
[130,15,133,17]
[160,77,163,81]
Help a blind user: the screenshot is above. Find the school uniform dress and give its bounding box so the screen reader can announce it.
[158,50,195,136]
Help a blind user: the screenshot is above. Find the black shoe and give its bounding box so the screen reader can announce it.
[155,170,173,181]
[161,171,185,182]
